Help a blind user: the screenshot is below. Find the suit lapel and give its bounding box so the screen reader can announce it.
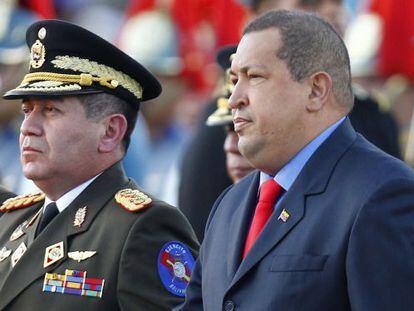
[0,162,130,310]
[226,172,260,279]
[230,182,306,287]
[228,119,357,288]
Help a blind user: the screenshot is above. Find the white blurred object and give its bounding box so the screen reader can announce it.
[118,11,182,76]
[344,13,383,77]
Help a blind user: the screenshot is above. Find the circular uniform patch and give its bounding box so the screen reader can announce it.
[158,241,195,297]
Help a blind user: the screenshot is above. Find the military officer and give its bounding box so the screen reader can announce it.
[0,20,199,310]
[206,45,254,184]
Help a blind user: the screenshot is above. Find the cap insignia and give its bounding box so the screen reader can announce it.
[0,192,45,213]
[30,40,46,69]
[38,27,47,40]
[115,189,152,212]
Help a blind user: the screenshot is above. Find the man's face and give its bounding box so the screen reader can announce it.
[20,97,103,190]
[224,128,254,183]
[229,28,309,174]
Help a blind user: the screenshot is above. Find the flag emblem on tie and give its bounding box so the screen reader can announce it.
[158,241,195,297]
[43,269,105,298]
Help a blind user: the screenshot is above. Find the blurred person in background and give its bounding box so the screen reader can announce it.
[0,4,38,194]
[207,46,255,184]
[182,45,255,240]
[118,9,192,205]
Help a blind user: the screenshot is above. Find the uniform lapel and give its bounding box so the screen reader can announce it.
[226,172,260,279]
[0,162,130,310]
[228,119,357,288]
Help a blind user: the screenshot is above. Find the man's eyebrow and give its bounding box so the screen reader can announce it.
[230,64,267,76]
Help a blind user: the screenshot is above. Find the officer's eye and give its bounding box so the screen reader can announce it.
[21,105,32,115]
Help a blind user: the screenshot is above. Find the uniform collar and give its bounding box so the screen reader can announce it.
[44,173,101,213]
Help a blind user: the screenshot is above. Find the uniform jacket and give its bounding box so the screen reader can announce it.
[180,119,414,311]
[0,162,199,311]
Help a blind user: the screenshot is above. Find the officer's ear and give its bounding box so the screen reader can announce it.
[98,114,127,153]
[305,71,332,112]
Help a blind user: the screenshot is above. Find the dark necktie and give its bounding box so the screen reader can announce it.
[35,202,59,237]
[242,179,283,259]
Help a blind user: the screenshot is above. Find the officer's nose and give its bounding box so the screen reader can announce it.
[20,107,43,137]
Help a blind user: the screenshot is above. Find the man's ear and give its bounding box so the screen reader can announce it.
[98,114,127,153]
[305,71,332,112]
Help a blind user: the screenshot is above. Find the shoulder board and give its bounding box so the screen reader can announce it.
[0,192,45,213]
[115,188,152,213]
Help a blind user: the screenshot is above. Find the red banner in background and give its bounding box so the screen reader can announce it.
[371,0,414,81]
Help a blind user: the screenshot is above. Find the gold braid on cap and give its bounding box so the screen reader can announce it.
[20,55,144,99]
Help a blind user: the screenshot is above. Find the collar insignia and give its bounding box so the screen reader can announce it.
[73,206,87,227]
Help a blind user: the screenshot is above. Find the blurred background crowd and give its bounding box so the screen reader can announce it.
[1,0,413,218]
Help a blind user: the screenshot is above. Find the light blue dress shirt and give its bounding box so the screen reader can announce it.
[259,117,346,210]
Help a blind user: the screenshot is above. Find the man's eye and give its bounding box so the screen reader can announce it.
[44,106,57,113]
[21,108,30,114]
[230,78,238,85]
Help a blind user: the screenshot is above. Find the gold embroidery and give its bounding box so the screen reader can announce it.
[52,56,143,99]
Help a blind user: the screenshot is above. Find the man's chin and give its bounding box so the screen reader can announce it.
[22,164,46,181]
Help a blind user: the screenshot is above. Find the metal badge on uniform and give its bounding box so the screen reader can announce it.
[158,241,195,297]
[10,220,28,241]
[43,269,105,298]
[26,208,43,228]
[30,39,46,69]
[68,251,96,262]
[0,247,12,262]
[11,242,27,267]
[278,209,290,222]
[44,241,64,268]
[73,206,87,227]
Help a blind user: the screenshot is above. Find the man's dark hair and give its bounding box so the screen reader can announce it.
[299,0,342,6]
[250,0,343,12]
[244,10,353,109]
[77,93,138,151]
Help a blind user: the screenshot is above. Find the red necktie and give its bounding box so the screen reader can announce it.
[242,179,283,259]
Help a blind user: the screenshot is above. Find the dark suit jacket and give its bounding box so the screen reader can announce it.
[0,162,199,310]
[179,119,414,311]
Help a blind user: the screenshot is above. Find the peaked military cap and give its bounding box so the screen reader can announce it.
[3,19,162,107]
[206,45,237,127]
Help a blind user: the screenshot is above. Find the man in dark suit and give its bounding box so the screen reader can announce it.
[179,0,401,244]
[180,10,414,310]
[0,20,198,310]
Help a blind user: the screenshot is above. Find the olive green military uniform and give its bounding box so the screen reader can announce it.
[0,162,199,310]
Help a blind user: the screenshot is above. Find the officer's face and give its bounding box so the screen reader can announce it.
[20,97,103,193]
[224,128,254,183]
[229,28,309,175]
